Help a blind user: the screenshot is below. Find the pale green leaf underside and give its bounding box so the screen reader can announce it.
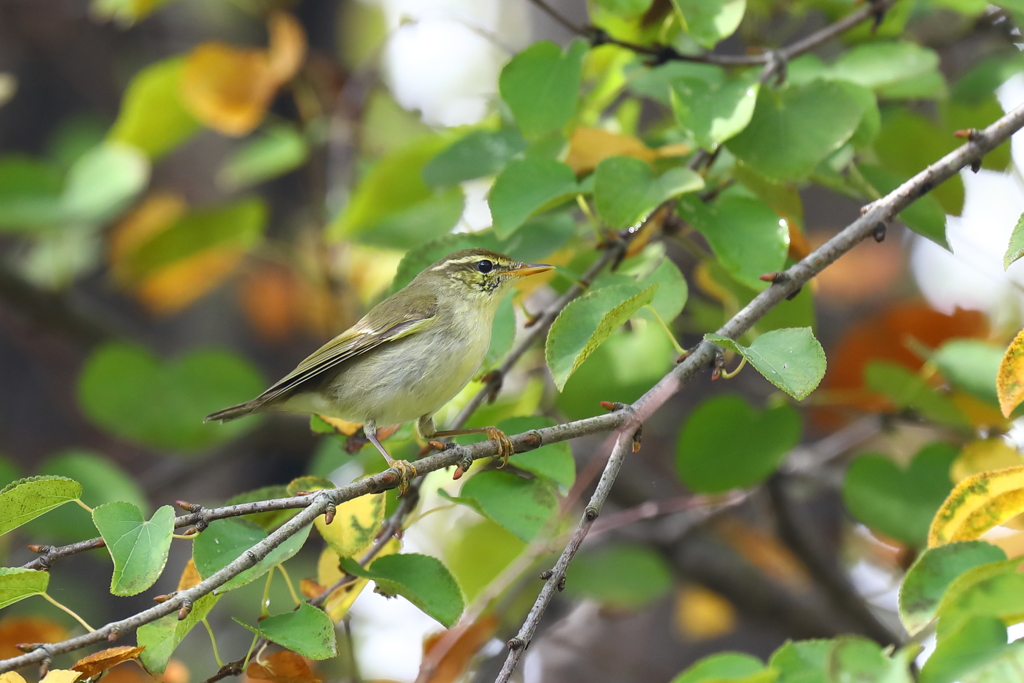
[706,327,826,400]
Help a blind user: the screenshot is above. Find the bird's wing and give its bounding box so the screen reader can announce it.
[254,293,439,405]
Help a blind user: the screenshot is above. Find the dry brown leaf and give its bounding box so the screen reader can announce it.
[266,12,307,85]
[0,616,66,659]
[72,646,146,677]
[135,248,244,315]
[419,615,498,683]
[247,651,320,683]
[999,328,1024,417]
[177,558,202,592]
[674,585,736,640]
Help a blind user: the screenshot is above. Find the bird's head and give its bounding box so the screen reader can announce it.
[421,249,553,303]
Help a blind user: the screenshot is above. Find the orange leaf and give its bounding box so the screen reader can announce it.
[247,651,321,683]
[716,518,810,590]
[71,646,146,677]
[177,558,202,591]
[300,578,327,599]
[419,615,498,683]
[674,585,736,640]
[135,247,244,315]
[239,265,304,342]
[181,44,277,136]
[109,192,187,286]
[0,616,65,659]
[998,328,1024,417]
[267,12,307,84]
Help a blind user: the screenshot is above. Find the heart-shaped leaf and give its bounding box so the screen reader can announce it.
[546,283,658,391]
[341,553,464,627]
[236,603,337,660]
[0,475,82,536]
[725,80,865,181]
[671,75,759,150]
[842,442,957,547]
[706,327,826,400]
[499,40,587,140]
[489,158,578,238]
[78,343,265,452]
[92,502,175,596]
[594,156,703,229]
[0,567,49,610]
[676,395,801,493]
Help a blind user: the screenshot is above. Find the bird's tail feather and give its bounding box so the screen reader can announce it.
[204,400,260,423]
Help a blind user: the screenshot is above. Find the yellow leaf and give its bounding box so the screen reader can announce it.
[109,192,187,286]
[0,673,27,683]
[177,558,202,591]
[315,492,386,559]
[181,44,277,136]
[71,646,146,677]
[998,328,1024,417]
[134,247,244,315]
[952,438,1024,483]
[266,12,307,84]
[565,127,656,175]
[316,415,363,436]
[39,672,82,683]
[929,465,1024,547]
[953,391,1011,431]
[674,585,736,640]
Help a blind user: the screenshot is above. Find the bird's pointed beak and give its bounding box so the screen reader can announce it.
[508,263,554,278]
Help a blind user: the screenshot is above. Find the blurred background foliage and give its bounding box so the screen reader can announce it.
[2,0,1024,681]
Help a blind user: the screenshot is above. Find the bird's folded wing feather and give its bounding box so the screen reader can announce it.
[254,293,439,404]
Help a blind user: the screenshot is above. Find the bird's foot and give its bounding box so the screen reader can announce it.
[385,459,418,496]
[485,427,514,467]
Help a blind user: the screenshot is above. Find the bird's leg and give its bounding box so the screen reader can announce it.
[418,416,514,467]
[364,420,417,495]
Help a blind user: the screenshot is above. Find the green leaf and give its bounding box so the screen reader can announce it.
[0,156,63,232]
[28,450,147,543]
[592,0,654,18]
[830,42,941,92]
[920,616,1007,683]
[951,52,1024,104]
[78,343,265,452]
[62,142,149,224]
[341,553,465,627]
[769,639,830,682]
[873,109,963,216]
[961,639,1024,683]
[0,567,48,609]
[118,198,267,283]
[726,80,864,181]
[676,396,801,493]
[670,75,759,150]
[446,519,525,602]
[706,327,826,400]
[594,157,703,229]
[1004,212,1024,270]
[842,443,957,548]
[0,475,82,537]
[937,570,1024,637]
[92,502,175,596]
[565,543,672,609]
[546,283,658,391]
[489,158,578,238]
[108,57,201,159]
[678,193,788,289]
[328,135,461,246]
[192,518,312,593]
[91,0,174,23]
[217,124,309,191]
[671,652,768,683]
[236,603,337,660]
[932,340,1003,408]
[225,485,295,532]
[827,637,916,683]
[627,61,726,105]
[449,470,558,542]
[858,164,949,249]
[500,416,576,488]
[864,361,968,428]
[499,40,587,139]
[900,542,1007,635]
[674,0,747,49]
[483,293,517,369]
[137,594,219,673]
[422,129,527,187]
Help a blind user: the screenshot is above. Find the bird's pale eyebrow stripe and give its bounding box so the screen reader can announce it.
[431,255,489,271]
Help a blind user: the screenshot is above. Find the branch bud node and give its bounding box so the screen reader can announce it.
[585,505,600,521]
[323,503,337,526]
[539,570,553,580]
[178,598,193,620]
[508,637,525,651]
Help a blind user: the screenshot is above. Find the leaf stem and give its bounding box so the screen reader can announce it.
[576,194,601,237]
[720,356,747,379]
[644,305,685,355]
[202,618,224,668]
[276,564,302,607]
[41,592,94,632]
[74,499,93,514]
[260,568,274,618]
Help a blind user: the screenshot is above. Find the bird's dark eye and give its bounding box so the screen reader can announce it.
[476,259,493,274]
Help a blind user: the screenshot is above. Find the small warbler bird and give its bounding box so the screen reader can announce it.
[206,248,553,489]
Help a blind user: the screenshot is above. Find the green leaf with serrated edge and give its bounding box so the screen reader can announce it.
[93,502,174,596]
[546,283,658,391]
[865,361,968,428]
[217,124,309,191]
[192,518,312,593]
[670,75,759,150]
[499,40,587,140]
[937,570,1024,637]
[565,544,672,609]
[0,567,49,609]
[422,129,527,187]
[677,193,788,290]
[341,553,464,627]
[501,416,575,488]
[725,80,864,182]
[235,603,337,660]
[920,616,1007,683]
[933,340,1003,408]
[1004,212,1024,269]
[0,475,82,536]
[899,542,1007,635]
[444,470,559,542]
[595,157,703,230]
[842,443,957,548]
[673,0,746,49]
[137,593,219,673]
[677,396,800,494]
[108,57,201,159]
[489,158,578,238]
[933,558,1024,629]
[705,327,826,400]
[670,652,768,683]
